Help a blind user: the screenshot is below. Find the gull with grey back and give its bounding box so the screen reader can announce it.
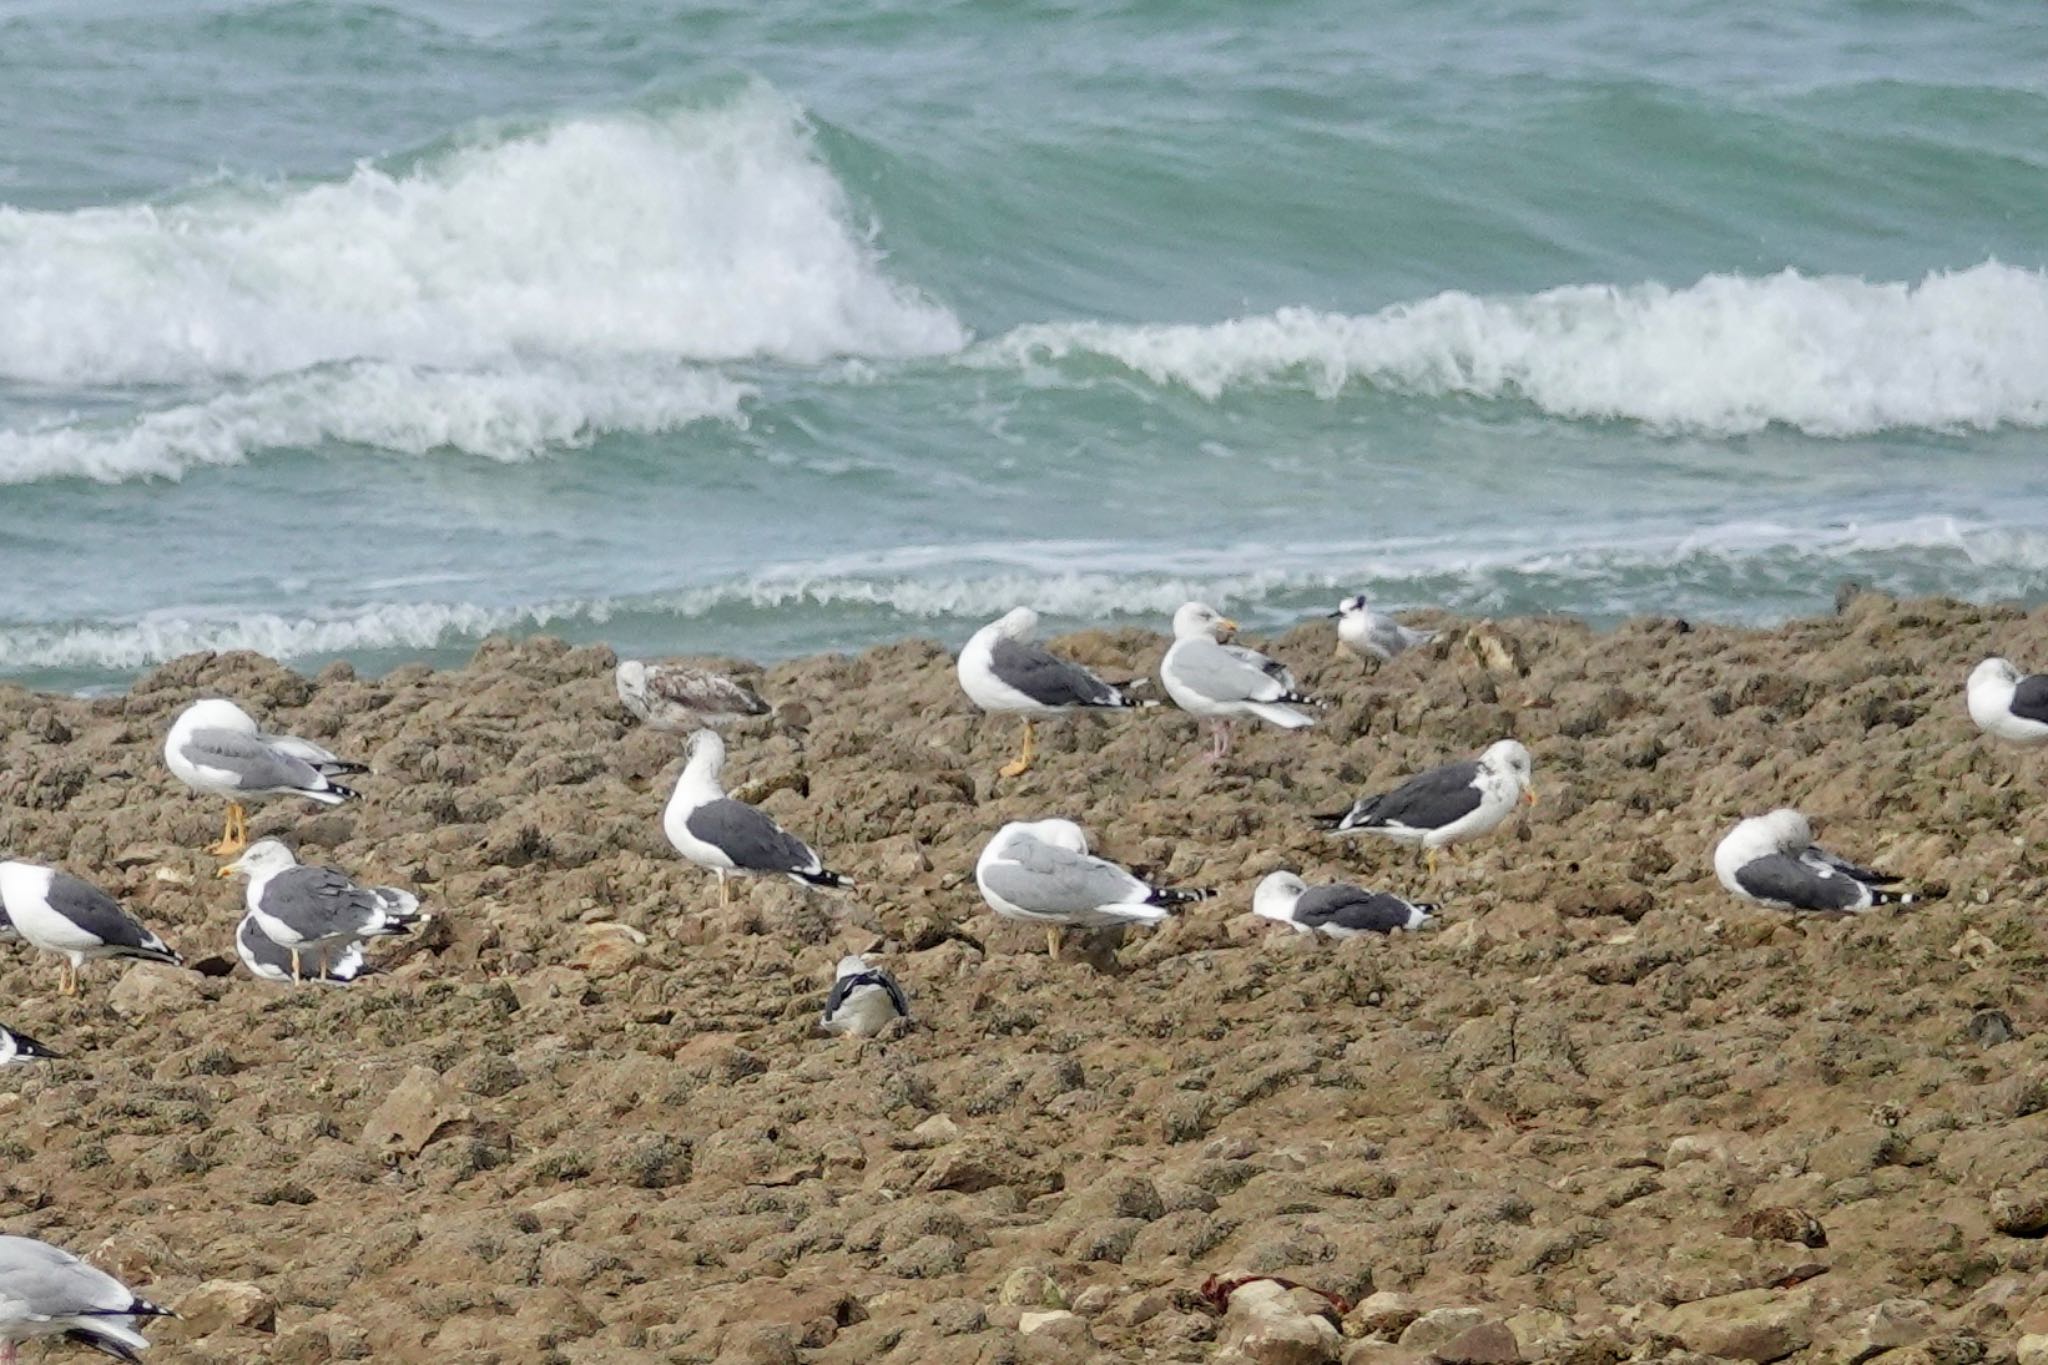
[1159,601,1319,761]
[1967,657,2048,746]
[664,729,853,906]
[1252,872,1436,938]
[975,818,1215,957]
[235,913,372,986]
[0,861,181,997]
[163,698,364,857]
[0,1233,173,1363]
[1714,808,1923,912]
[1317,739,1537,877]
[820,955,911,1038]
[956,607,1153,776]
[221,840,419,984]
[1330,594,1438,664]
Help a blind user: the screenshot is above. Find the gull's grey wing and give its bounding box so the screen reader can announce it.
[1800,845,1897,887]
[685,798,821,875]
[1168,638,1293,704]
[46,872,160,952]
[1219,643,1297,691]
[1292,885,1420,933]
[0,1235,150,1320]
[1342,761,1483,831]
[1369,617,1435,658]
[262,732,369,775]
[1734,853,1866,910]
[989,638,1124,708]
[261,866,393,939]
[2012,674,2048,726]
[982,835,1147,914]
[825,968,910,1019]
[180,727,329,793]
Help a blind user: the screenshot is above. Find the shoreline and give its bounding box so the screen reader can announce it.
[4,591,2048,1358]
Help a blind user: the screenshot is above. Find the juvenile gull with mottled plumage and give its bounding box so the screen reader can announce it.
[1317,739,1536,877]
[1714,808,1922,912]
[664,730,853,906]
[957,607,1152,776]
[617,659,773,731]
[0,861,181,996]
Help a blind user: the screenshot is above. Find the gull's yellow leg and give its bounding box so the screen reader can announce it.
[209,801,249,857]
[1425,846,1440,880]
[290,948,302,986]
[718,871,730,908]
[1046,925,1061,958]
[999,719,1038,779]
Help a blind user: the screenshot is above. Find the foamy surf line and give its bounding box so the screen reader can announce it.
[981,262,2048,437]
[6,516,2043,676]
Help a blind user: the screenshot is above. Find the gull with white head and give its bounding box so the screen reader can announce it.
[1317,739,1537,877]
[1159,602,1318,761]
[164,698,365,856]
[220,840,419,984]
[957,607,1153,777]
[1330,594,1438,664]
[975,818,1214,958]
[1714,808,1923,912]
[820,955,911,1039]
[664,730,853,906]
[0,861,181,997]
[1252,872,1436,938]
[1967,657,2048,746]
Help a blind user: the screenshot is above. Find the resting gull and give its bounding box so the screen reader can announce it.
[664,730,853,906]
[235,912,373,986]
[957,607,1153,776]
[0,1233,173,1363]
[220,840,418,984]
[1968,658,2048,746]
[1331,594,1437,663]
[1252,871,1435,937]
[1160,602,1318,760]
[1714,808,1921,912]
[820,955,911,1039]
[975,818,1215,957]
[617,659,772,731]
[1317,738,1536,876]
[0,862,181,996]
[0,1024,58,1068]
[164,698,365,856]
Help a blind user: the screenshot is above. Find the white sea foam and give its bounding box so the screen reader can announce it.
[0,88,965,388]
[8,516,2044,675]
[985,263,2048,436]
[0,362,750,484]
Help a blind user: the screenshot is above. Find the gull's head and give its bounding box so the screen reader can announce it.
[1253,871,1307,923]
[1173,601,1238,641]
[1480,739,1536,803]
[993,607,1040,640]
[221,838,298,881]
[1016,817,1090,855]
[1971,657,2021,693]
[834,954,871,979]
[1758,806,1814,853]
[176,697,256,737]
[684,728,727,772]
[1330,594,1369,620]
[616,660,649,701]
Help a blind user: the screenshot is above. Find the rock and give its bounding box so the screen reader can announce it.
[1726,1206,1828,1247]
[911,1114,960,1146]
[1398,1308,1487,1353]
[1017,1310,1093,1347]
[997,1267,1065,1309]
[2018,1335,2048,1365]
[179,1279,279,1335]
[1345,1291,1421,1340]
[1992,1189,2048,1237]
[361,1066,472,1158]
[106,964,203,1018]
[1220,1279,1342,1365]
[1433,1321,1520,1364]
[1655,1288,1814,1362]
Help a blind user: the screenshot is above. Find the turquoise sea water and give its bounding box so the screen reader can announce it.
[2,0,2045,690]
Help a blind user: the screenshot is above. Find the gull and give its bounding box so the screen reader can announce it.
[235,913,372,985]
[1252,872,1435,937]
[617,659,772,731]
[957,607,1152,777]
[1967,658,2048,746]
[664,730,853,906]
[820,955,911,1038]
[975,818,1214,957]
[0,1233,173,1363]
[0,1024,58,1068]
[0,862,181,997]
[1317,739,1536,876]
[1714,809,1923,912]
[1159,602,1318,760]
[220,840,419,984]
[164,698,365,856]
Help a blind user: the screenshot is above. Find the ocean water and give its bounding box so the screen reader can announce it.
[2,0,2046,691]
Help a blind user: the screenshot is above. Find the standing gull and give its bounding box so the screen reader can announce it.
[220,840,418,984]
[617,659,772,731]
[1330,594,1438,664]
[164,698,365,857]
[664,730,853,906]
[0,862,181,997]
[0,1024,59,1068]
[820,955,911,1039]
[1160,602,1318,760]
[975,818,1215,957]
[957,607,1153,776]
[1252,872,1436,937]
[1967,658,2048,746]
[1714,809,1922,912]
[1317,739,1537,876]
[0,1234,173,1363]
[235,912,372,986]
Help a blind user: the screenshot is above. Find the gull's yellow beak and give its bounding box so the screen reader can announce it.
[1218,617,1240,635]
[1522,787,1540,807]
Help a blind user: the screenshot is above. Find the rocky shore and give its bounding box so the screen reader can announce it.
[4,593,2048,1363]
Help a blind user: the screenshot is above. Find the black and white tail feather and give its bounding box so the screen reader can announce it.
[1148,886,1216,909]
